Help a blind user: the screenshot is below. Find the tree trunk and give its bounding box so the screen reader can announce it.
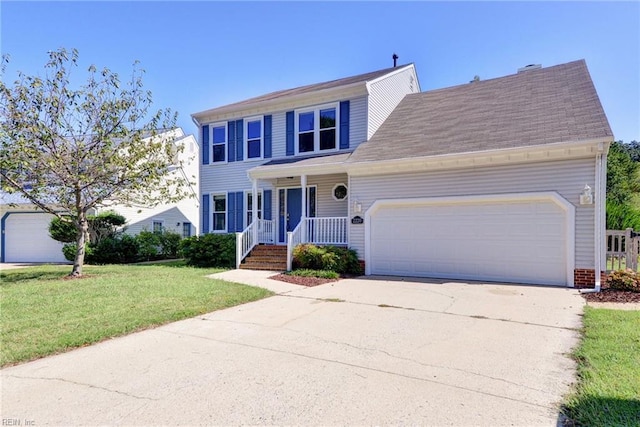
[70,213,89,276]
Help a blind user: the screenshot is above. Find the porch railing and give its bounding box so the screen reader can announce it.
[236,219,277,268]
[236,222,257,269]
[287,217,349,270]
[257,219,275,244]
[286,220,305,271]
[606,228,639,271]
[305,217,348,245]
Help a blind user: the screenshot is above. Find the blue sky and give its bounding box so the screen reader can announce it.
[2,1,639,143]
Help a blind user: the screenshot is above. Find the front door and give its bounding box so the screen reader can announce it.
[278,187,316,243]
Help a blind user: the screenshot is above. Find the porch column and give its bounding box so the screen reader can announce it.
[252,178,258,244]
[301,174,307,242]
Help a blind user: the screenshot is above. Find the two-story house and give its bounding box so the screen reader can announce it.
[192,60,613,288]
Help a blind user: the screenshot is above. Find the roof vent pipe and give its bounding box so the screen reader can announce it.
[393,53,398,68]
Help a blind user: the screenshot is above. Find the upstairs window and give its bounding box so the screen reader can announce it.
[246,118,263,159]
[152,220,163,233]
[296,104,339,154]
[211,124,226,163]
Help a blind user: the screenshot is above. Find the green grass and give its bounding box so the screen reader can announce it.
[287,269,340,279]
[563,307,640,426]
[0,262,272,367]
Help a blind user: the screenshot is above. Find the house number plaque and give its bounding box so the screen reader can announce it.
[351,216,364,225]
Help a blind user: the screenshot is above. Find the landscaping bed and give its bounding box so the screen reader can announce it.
[270,273,339,287]
[582,287,640,303]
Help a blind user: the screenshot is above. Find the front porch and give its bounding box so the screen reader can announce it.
[237,154,353,270]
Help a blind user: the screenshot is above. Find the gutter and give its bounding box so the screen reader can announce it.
[581,142,607,293]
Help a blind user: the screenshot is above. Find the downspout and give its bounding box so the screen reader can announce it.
[581,143,606,293]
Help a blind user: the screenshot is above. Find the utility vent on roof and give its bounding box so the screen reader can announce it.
[518,64,542,73]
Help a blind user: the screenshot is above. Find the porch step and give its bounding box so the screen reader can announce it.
[240,245,287,271]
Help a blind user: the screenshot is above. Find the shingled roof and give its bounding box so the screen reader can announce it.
[348,60,613,163]
[193,65,411,118]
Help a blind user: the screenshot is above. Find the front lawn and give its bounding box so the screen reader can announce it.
[563,307,640,426]
[0,263,272,367]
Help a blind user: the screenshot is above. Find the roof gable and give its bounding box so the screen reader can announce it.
[192,65,414,120]
[348,60,613,163]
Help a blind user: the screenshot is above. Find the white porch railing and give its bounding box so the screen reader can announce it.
[286,220,305,271]
[305,217,348,245]
[236,222,257,269]
[236,219,277,268]
[257,219,275,244]
[606,228,639,271]
[287,217,349,270]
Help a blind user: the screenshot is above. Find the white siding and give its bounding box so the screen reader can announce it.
[349,158,596,267]
[349,96,368,150]
[272,174,348,218]
[367,66,420,139]
[103,133,200,236]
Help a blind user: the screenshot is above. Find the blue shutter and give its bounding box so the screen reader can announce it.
[228,121,236,163]
[228,192,236,232]
[263,189,272,220]
[264,115,272,159]
[235,191,244,231]
[236,120,243,161]
[340,101,350,149]
[202,194,210,234]
[286,111,294,156]
[202,125,209,165]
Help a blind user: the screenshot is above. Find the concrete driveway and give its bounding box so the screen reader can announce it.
[1,274,584,426]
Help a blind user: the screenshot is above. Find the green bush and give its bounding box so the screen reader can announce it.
[135,230,182,260]
[90,234,139,264]
[49,217,77,243]
[179,233,236,268]
[293,244,362,274]
[62,243,93,262]
[157,231,182,258]
[606,269,640,292]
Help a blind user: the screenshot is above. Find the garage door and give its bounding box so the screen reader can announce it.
[368,195,571,286]
[3,213,67,263]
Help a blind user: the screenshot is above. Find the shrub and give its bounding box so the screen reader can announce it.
[49,216,77,243]
[135,231,162,261]
[606,269,640,292]
[90,234,139,264]
[179,233,236,268]
[157,231,182,258]
[62,243,93,262]
[293,244,362,274]
[286,269,340,279]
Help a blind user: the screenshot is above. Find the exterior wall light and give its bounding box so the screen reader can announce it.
[580,184,593,205]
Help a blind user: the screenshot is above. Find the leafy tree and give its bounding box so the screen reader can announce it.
[0,48,189,276]
[49,211,127,244]
[606,140,640,229]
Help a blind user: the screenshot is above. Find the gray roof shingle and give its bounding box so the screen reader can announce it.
[348,60,613,163]
[193,65,412,118]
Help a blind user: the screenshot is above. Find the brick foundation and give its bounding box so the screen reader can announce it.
[574,268,608,288]
[358,260,366,272]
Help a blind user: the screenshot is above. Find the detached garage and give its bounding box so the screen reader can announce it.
[1,212,67,263]
[365,193,574,286]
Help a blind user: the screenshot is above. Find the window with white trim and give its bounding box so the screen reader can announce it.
[211,124,226,163]
[212,194,226,231]
[296,104,339,154]
[245,191,263,227]
[182,222,192,238]
[152,220,163,233]
[245,117,263,159]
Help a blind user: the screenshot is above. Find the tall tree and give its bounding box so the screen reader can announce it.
[0,48,189,276]
[606,140,640,229]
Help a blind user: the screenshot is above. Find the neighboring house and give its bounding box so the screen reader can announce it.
[0,128,199,263]
[194,59,613,288]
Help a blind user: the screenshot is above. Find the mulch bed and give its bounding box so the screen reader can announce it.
[270,274,339,287]
[581,288,640,303]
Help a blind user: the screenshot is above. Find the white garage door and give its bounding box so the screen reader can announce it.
[4,213,67,263]
[368,196,570,286]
